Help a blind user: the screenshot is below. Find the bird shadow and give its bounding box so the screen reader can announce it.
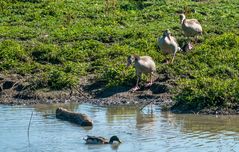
[83,80,132,98]
[82,74,171,99]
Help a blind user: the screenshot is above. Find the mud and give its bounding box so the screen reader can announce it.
[0,74,238,115]
[0,74,173,108]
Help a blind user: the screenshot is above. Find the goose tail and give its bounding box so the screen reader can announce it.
[178,47,183,52]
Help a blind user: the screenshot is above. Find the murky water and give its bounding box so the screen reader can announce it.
[0,103,239,152]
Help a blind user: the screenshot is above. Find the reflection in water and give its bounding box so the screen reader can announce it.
[33,103,79,117]
[163,113,239,133]
[105,105,157,126]
[136,111,156,126]
[110,143,120,151]
[34,103,93,130]
[105,106,138,123]
[0,104,239,152]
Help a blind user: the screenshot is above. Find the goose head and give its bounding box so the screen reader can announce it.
[127,55,135,67]
[127,55,139,67]
[179,14,186,24]
[163,29,172,41]
[182,42,193,52]
[163,29,171,37]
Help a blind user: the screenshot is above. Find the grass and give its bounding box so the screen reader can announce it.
[0,0,239,111]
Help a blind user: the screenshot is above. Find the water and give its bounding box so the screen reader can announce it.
[0,103,239,152]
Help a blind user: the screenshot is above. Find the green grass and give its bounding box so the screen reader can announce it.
[0,0,239,111]
[170,33,239,111]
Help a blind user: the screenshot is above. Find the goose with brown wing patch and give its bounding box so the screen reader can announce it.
[127,55,156,92]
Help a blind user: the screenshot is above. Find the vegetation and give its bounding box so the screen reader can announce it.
[0,0,238,111]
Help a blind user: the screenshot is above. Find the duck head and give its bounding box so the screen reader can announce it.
[109,136,121,144]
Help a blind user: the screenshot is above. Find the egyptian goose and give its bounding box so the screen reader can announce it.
[127,55,156,91]
[158,29,182,63]
[179,13,203,42]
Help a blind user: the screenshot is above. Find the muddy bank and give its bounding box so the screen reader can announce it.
[0,82,173,107]
[0,74,238,115]
[0,74,173,107]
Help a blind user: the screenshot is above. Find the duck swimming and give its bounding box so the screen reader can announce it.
[83,135,121,144]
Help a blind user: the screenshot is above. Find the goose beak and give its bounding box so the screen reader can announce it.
[126,62,131,68]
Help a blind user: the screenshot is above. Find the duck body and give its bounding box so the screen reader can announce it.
[84,136,109,144]
[84,135,121,144]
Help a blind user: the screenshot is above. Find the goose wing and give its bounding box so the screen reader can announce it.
[186,19,201,25]
[184,19,203,34]
[170,35,178,44]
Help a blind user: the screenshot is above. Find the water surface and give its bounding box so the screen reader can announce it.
[0,103,239,152]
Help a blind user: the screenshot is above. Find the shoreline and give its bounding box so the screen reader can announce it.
[0,74,238,115]
[1,91,238,115]
[0,88,172,107]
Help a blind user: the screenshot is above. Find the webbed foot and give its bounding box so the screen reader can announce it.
[131,86,140,92]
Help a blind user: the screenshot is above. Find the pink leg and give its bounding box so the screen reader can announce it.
[170,50,177,64]
[132,76,140,92]
[195,36,198,44]
[145,73,153,87]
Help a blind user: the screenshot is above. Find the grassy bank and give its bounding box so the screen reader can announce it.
[0,0,239,112]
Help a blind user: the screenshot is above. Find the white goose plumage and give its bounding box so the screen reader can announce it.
[179,13,202,41]
[127,55,156,91]
[158,29,181,63]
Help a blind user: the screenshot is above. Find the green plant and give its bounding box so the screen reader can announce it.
[47,69,77,90]
[0,0,239,111]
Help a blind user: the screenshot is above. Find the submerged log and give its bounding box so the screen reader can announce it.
[56,107,93,126]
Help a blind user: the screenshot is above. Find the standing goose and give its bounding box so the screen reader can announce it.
[158,29,182,64]
[179,13,202,43]
[127,55,156,92]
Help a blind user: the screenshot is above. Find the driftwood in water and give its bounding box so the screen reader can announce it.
[56,107,93,126]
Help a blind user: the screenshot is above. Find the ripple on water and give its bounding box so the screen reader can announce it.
[0,104,239,152]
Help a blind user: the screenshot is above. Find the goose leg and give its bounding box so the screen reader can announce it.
[132,74,141,92]
[187,37,190,43]
[195,36,198,44]
[171,51,177,64]
[165,55,170,64]
[145,73,153,87]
